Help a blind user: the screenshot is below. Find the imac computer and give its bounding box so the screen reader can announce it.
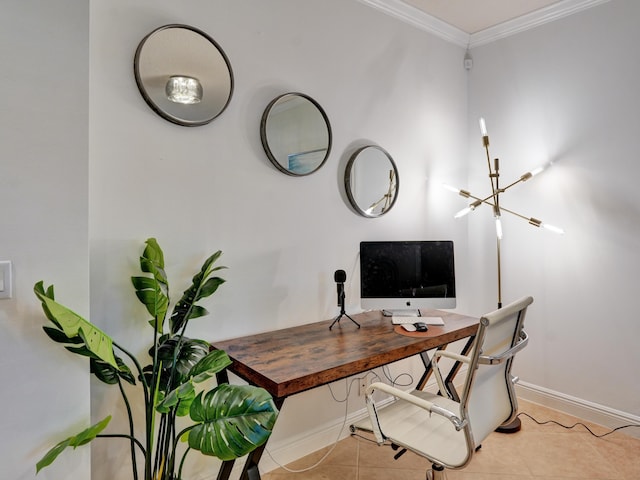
[359,240,456,314]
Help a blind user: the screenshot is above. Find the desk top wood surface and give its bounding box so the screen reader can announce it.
[211,310,479,399]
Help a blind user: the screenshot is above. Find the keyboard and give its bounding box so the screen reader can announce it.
[391,316,444,326]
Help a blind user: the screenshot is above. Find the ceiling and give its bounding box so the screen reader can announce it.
[401,0,564,34]
[362,0,609,46]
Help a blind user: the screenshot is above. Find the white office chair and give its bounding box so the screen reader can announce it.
[352,296,533,480]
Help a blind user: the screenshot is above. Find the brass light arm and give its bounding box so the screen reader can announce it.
[365,170,396,215]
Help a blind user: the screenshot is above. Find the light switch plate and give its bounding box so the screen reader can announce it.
[0,261,12,299]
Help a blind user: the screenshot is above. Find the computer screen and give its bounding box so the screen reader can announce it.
[359,240,456,312]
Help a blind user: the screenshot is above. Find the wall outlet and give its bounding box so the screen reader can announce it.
[359,376,370,396]
[0,261,12,299]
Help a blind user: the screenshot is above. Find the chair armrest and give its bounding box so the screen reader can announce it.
[431,350,471,397]
[433,350,471,364]
[478,330,529,365]
[366,382,467,431]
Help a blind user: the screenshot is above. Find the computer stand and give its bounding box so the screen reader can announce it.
[329,292,360,330]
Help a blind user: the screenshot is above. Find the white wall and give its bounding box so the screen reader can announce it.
[0,1,91,480]
[88,0,468,478]
[6,0,639,479]
[467,0,640,416]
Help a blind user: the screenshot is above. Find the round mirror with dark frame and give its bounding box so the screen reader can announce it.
[260,93,332,176]
[345,145,399,217]
[134,24,234,127]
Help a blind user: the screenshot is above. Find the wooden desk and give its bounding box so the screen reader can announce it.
[211,309,479,480]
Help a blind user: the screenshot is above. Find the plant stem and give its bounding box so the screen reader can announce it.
[113,340,152,479]
[148,282,167,480]
[153,414,168,477]
[113,341,150,404]
[118,378,139,480]
[165,409,177,477]
[174,426,195,480]
[96,434,146,455]
[177,446,191,480]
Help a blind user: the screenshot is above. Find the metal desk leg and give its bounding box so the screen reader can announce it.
[215,369,235,480]
[213,367,285,480]
[444,336,475,402]
[417,344,456,390]
[216,460,235,480]
[416,335,475,400]
[239,444,265,480]
[238,397,285,480]
[416,347,439,390]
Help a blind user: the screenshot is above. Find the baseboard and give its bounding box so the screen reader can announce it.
[257,373,458,474]
[250,380,640,476]
[258,396,394,475]
[516,381,640,439]
[260,380,640,475]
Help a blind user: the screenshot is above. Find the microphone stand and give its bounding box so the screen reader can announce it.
[329,289,360,330]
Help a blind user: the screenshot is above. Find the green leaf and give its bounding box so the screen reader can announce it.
[132,238,169,333]
[188,350,232,384]
[36,416,111,473]
[156,381,195,414]
[34,282,62,329]
[90,356,136,386]
[156,350,231,415]
[140,238,167,283]
[188,385,278,461]
[64,345,93,357]
[170,251,227,334]
[34,284,118,369]
[195,276,225,302]
[144,336,210,392]
[156,336,210,377]
[132,286,169,326]
[176,388,196,417]
[42,326,83,345]
[186,305,209,320]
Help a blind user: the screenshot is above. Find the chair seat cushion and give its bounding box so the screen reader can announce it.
[354,390,471,468]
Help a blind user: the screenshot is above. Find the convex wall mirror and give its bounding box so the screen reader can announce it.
[345,145,399,217]
[260,92,332,176]
[134,24,234,126]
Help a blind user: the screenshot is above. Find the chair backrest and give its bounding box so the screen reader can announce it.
[458,296,533,447]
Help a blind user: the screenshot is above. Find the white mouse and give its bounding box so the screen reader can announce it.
[401,324,417,332]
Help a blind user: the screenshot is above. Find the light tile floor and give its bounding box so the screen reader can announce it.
[262,400,640,480]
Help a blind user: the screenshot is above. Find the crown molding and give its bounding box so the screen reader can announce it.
[356,0,470,47]
[358,0,611,49]
[469,0,612,47]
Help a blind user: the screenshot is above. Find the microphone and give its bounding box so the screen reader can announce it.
[334,269,346,307]
[329,269,360,330]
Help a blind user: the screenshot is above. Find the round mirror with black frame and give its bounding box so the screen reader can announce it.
[345,145,399,217]
[260,93,332,176]
[134,24,234,127]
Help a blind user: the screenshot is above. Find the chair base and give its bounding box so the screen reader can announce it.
[427,463,446,480]
[496,416,521,433]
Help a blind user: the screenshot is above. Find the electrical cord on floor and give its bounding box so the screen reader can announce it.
[263,369,417,474]
[264,377,358,474]
[518,411,640,438]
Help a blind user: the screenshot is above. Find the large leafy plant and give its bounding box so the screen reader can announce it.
[34,238,278,479]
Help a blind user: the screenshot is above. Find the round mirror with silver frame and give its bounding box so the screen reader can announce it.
[134,24,234,127]
[345,145,399,217]
[260,93,332,176]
